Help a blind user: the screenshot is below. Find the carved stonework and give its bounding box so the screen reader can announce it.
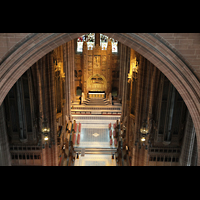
[82,41,114,95]
[87,74,107,92]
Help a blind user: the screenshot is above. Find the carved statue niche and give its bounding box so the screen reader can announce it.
[53,48,65,115]
[93,55,101,68]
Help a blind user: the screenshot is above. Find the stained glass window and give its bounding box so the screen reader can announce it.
[77,33,118,53]
[100,34,118,52]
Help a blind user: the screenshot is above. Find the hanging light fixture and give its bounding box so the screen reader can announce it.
[140,121,149,135]
[141,137,146,142]
[42,118,50,142]
[140,120,149,142]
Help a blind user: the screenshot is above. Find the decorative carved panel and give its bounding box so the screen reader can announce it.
[88,56,93,61]
[93,56,101,68]
[87,74,107,92]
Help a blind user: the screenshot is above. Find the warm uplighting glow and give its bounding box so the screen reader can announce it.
[132,60,138,74]
[140,121,149,135]
[128,57,138,82]
[44,136,49,141]
[128,73,132,79]
[42,119,50,134]
[140,128,149,134]
[42,127,50,133]
[141,137,146,142]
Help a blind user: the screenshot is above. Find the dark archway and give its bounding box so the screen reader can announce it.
[112,87,118,97]
[76,86,82,96]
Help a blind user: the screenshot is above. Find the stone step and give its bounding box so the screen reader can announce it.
[74,147,117,155]
[85,98,108,106]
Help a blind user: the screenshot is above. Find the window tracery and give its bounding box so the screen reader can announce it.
[77,33,118,53]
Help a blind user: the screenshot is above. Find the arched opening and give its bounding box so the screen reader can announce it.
[0,33,199,166]
[74,70,77,78]
[87,74,107,93]
[112,87,118,98]
[76,86,82,96]
[78,70,82,77]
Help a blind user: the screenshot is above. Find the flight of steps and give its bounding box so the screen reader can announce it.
[85,98,108,106]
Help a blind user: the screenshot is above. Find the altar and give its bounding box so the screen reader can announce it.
[89,91,105,98]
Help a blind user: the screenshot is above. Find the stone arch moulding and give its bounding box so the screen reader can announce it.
[0,33,200,164]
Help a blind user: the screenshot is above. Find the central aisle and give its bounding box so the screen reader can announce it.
[73,123,117,166]
[74,123,116,148]
[72,97,121,166]
[74,154,116,166]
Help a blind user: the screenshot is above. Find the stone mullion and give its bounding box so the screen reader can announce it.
[66,43,71,119]
[67,42,72,119]
[134,56,145,166]
[123,46,128,122]
[163,81,176,142]
[121,44,126,122]
[188,126,196,165]
[106,40,112,95]
[191,135,198,166]
[155,73,165,141]
[16,77,27,142]
[0,102,11,166]
[69,41,73,103]
[27,68,37,141]
[83,42,88,98]
[118,43,122,102]
[133,55,143,165]
[36,60,46,166]
[139,58,148,166]
[68,41,74,103]
[143,60,152,166]
[61,46,67,131]
[142,60,155,166]
[69,41,73,104]
[120,44,124,120]
[124,47,130,144]
[144,62,156,166]
[128,75,134,150]
[149,66,161,120]
[63,42,72,120]
[46,52,53,165]
[144,64,161,165]
[72,40,75,103]
[47,52,57,166]
[95,33,100,46]
[42,55,51,166]
[62,44,68,117]
[179,111,196,166]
